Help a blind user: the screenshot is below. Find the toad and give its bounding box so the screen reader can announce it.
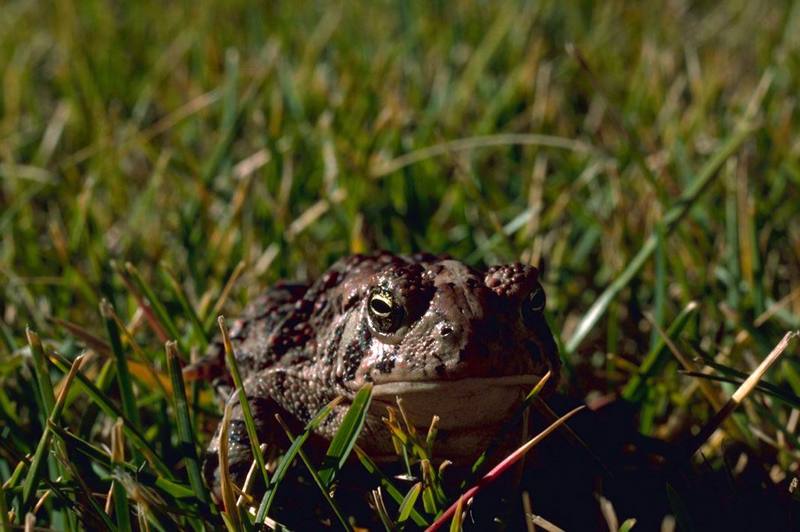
[189,252,561,488]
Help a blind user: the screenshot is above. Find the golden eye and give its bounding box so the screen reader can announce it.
[369,293,393,317]
[368,290,404,333]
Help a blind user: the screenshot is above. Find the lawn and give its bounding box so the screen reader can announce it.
[1,1,800,530]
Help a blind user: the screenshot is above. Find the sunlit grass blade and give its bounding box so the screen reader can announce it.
[371,133,594,178]
[236,443,267,508]
[110,469,201,529]
[106,308,171,399]
[217,316,270,491]
[0,439,79,520]
[397,482,421,523]
[317,383,373,489]
[21,354,85,511]
[448,496,464,532]
[76,358,115,442]
[421,469,439,514]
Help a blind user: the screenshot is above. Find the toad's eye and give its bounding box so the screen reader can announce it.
[522,285,546,323]
[369,293,393,317]
[368,290,404,333]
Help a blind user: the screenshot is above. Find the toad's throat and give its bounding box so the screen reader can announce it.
[369,374,542,431]
[371,374,541,396]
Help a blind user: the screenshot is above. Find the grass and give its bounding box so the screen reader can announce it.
[2,0,800,529]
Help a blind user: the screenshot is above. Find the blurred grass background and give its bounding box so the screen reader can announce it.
[2,0,800,529]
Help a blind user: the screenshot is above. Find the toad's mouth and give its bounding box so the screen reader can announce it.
[369,374,542,431]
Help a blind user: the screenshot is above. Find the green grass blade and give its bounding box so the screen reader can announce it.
[651,223,667,349]
[47,422,196,499]
[165,341,212,506]
[48,351,174,479]
[0,482,10,532]
[26,328,56,419]
[422,484,438,515]
[665,483,696,532]
[77,358,115,441]
[397,482,421,523]
[621,302,699,402]
[256,396,342,522]
[201,48,239,185]
[25,328,74,528]
[217,403,242,532]
[21,354,84,510]
[353,447,429,527]
[124,263,182,347]
[370,489,395,532]
[101,300,142,431]
[469,370,552,477]
[448,496,464,532]
[217,317,270,491]
[0,319,17,353]
[682,371,800,410]
[111,419,132,532]
[317,383,373,488]
[565,124,757,355]
[111,261,170,343]
[161,267,208,347]
[274,417,353,532]
[203,262,246,334]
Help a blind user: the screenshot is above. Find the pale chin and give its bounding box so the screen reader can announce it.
[369,374,541,431]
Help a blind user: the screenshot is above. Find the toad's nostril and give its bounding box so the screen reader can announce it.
[439,324,454,337]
